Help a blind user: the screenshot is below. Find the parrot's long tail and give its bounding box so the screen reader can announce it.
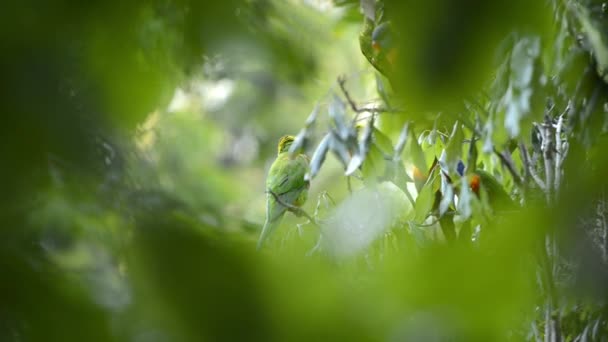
[257,217,282,250]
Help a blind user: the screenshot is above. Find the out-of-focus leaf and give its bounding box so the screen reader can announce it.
[289,104,319,156]
[375,73,393,107]
[345,154,363,176]
[444,121,464,175]
[467,136,478,173]
[372,127,394,156]
[306,133,331,181]
[394,122,410,158]
[289,129,308,156]
[426,125,438,146]
[329,94,350,141]
[385,0,550,115]
[361,144,386,183]
[360,0,376,21]
[482,114,495,153]
[415,172,438,222]
[305,103,320,127]
[573,3,608,82]
[458,175,474,219]
[408,128,427,175]
[439,172,454,216]
[346,119,373,176]
[331,131,352,168]
[322,181,411,259]
[503,36,541,138]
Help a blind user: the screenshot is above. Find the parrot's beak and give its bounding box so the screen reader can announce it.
[372,40,380,52]
[470,174,481,195]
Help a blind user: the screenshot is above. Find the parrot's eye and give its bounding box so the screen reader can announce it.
[372,41,380,52]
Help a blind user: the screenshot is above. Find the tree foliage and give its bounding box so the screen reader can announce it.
[2,0,608,341]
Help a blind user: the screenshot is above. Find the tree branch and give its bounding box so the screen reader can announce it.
[337,76,403,123]
[493,147,524,186]
[519,142,546,191]
[553,111,566,193]
[541,116,555,205]
[267,190,319,227]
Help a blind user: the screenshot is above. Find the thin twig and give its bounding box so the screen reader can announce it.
[338,76,360,115]
[520,142,546,191]
[539,235,561,342]
[493,147,524,186]
[337,76,403,122]
[554,112,565,193]
[346,176,353,194]
[541,115,555,205]
[531,321,541,342]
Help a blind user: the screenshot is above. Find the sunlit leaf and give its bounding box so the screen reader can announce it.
[305,103,320,127]
[322,181,411,259]
[328,94,350,141]
[572,3,608,82]
[289,104,319,156]
[330,131,353,168]
[439,173,454,216]
[458,176,473,219]
[361,144,386,182]
[346,119,373,176]
[408,128,427,175]
[345,154,363,176]
[360,0,376,21]
[394,122,410,159]
[466,136,478,173]
[306,133,331,181]
[444,121,464,175]
[503,36,540,138]
[415,172,437,222]
[482,114,495,153]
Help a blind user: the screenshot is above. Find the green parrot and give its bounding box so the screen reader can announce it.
[257,135,310,250]
[360,19,395,78]
[470,170,515,211]
[371,22,397,66]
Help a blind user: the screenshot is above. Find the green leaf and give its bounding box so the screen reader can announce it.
[466,135,478,173]
[457,176,473,219]
[504,36,540,138]
[290,104,320,156]
[438,173,454,216]
[306,133,331,181]
[372,127,395,156]
[414,172,437,222]
[329,94,350,141]
[321,181,412,259]
[394,122,410,159]
[361,144,387,183]
[330,132,352,168]
[408,128,427,175]
[444,121,464,175]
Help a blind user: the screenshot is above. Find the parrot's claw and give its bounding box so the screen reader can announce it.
[268,190,318,226]
[290,207,305,217]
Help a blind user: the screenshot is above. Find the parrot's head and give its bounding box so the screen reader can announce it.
[371,22,392,53]
[469,174,481,195]
[277,135,295,155]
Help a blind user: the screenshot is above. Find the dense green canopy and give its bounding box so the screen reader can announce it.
[2,0,608,341]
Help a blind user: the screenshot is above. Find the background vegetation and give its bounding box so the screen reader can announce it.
[2,0,608,340]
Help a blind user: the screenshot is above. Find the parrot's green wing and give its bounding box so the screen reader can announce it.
[475,170,514,211]
[257,153,309,250]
